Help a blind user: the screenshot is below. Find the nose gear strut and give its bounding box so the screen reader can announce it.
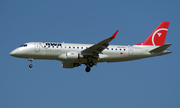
[28,58,33,68]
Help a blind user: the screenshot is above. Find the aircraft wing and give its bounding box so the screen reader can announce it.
[81,30,119,58]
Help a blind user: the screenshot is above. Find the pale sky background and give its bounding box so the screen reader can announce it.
[1,0,180,108]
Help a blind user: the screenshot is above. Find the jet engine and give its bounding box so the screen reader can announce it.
[66,52,80,60]
[58,52,83,60]
[62,62,81,68]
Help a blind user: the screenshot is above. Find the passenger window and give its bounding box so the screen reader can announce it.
[81,47,83,49]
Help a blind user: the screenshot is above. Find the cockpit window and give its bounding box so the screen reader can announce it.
[20,44,27,47]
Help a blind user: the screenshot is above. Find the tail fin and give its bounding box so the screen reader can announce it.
[136,22,169,46]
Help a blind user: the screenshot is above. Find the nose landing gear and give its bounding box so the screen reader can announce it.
[28,58,33,68]
[29,64,33,68]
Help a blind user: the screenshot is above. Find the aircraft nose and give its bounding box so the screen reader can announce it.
[10,49,18,56]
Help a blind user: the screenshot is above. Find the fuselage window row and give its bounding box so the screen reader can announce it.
[47,45,127,52]
[44,45,126,52]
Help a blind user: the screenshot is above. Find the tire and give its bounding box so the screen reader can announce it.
[89,62,94,67]
[85,67,91,72]
[29,64,33,68]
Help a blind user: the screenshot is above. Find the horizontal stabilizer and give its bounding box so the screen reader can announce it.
[149,43,172,52]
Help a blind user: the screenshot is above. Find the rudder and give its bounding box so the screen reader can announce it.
[136,22,169,46]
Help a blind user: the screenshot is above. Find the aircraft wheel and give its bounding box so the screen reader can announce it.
[29,64,33,68]
[85,66,91,72]
[89,62,94,67]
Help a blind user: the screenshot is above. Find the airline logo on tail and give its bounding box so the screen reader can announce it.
[152,28,168,46]
[136,22,169,46]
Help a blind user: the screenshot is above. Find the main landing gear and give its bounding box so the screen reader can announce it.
[85,66,91,72]
[85,59,94,72]
[28,58,33,68]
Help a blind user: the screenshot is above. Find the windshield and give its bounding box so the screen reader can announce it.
[19,44,27,47]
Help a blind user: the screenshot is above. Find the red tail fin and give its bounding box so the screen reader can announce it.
[136,22,169,46]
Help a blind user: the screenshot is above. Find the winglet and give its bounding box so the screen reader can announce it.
[110,30,119,38]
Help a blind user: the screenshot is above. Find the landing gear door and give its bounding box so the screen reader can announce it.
[128,46,133,56]
[35,42,40,52]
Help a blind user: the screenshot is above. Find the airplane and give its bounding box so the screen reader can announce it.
[10,22,172,72]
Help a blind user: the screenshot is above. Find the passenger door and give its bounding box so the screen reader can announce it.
[128,46,133,56]
[35,42,40,52]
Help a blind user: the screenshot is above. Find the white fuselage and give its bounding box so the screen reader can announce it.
[10,42,171,63]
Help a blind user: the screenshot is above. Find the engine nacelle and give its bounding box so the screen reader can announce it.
[66,52,84,60]
[66,52,79,60]
[58,52,83,60]
[62,62,81,68]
